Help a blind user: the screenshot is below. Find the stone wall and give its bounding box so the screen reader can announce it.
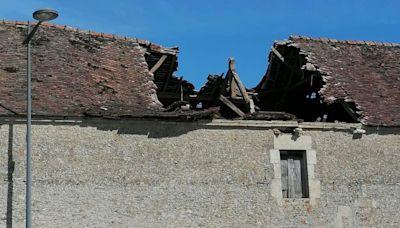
[0,120,399,227]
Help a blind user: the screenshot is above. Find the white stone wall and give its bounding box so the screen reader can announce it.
[0,121,399,227]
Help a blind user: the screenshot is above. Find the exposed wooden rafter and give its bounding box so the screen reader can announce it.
[162,55,177,92]
[219,95,245,117]
[271,46,285,62]
[260,54,274,90]
[339,101,359,121]
[227,58,250,103]
[232,71,250,103]
[257,72,313,97]
[276,55,300,109]
[271,46,302,77]
[149,55,167,74]
[270,46,303,109]
[158,91,214,101]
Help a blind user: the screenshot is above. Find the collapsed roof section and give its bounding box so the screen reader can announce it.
[255,36,400,126]
[161,57,297,121]
[140,41,196,108]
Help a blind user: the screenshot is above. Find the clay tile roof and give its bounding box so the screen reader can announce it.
[289,36,400,126]
[0,20,178,118]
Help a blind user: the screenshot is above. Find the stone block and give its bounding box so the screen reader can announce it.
[271,178,283,199]
[274,134,312,150]
[309,179,321,198]
[307,164,315,179]
[307,149,317,164]
[273,163,281,179]
[269,149,281,164]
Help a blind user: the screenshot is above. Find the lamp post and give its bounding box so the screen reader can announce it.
[23,9,58,228]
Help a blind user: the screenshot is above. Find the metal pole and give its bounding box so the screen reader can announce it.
[26,21,32,228]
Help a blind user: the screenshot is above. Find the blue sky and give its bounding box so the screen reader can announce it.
[2,0,400,89]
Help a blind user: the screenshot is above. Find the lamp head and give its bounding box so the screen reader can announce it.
[33,9,58,22]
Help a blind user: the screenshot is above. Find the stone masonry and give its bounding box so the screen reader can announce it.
[0,120,399,227]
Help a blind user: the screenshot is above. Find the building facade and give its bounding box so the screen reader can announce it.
[0,21,399,227]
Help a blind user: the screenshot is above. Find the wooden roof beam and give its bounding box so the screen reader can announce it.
[276,54,300,109]
[219,95,245,117]
[149,55,167,74]
[339,101,359,121]
[228,58,250,103]
[162,55,177,92]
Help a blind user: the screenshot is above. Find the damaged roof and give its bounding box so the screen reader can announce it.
[0,20,178,117]
[257,36,400,126]
[289,36,400,126]
[1,20,398,125]
[0,20,295,122]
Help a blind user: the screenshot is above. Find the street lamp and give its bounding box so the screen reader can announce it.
[23,9,59,44]
[23,8,58,228]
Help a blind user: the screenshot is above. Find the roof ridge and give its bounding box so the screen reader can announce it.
[0,19,179,54]
[289,35,400,47]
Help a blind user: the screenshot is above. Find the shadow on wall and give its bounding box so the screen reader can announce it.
[2,118,298,138]
[6,124,14,228]
[89,120,382,138]
[115,124,202,138]
[79,119,300,138]
[81,119,210,138]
